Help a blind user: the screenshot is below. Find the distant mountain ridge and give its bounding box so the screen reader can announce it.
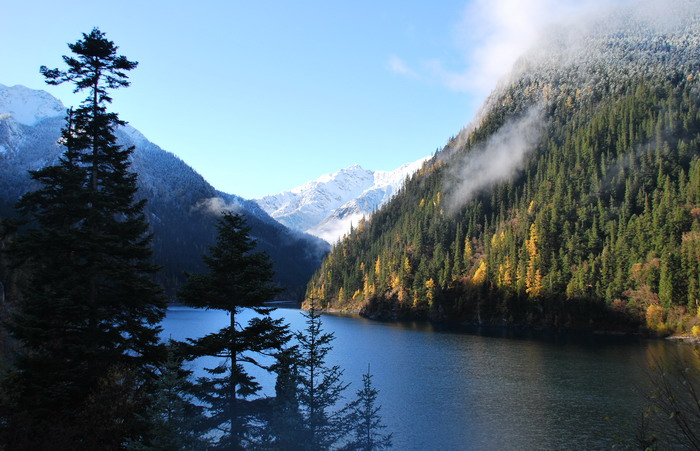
[0,83,329,298]
[256,158,428,243]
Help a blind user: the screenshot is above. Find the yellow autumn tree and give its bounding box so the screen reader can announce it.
[527,200,535,215]
[389,273,400,292]
[398,286,408,304]
[464,237,473,264]
[362,270,375,300]
[472,260,487,285]
[425,278,436,307]
[525,224,544,297]
[402,256,411,276]
[498,256,513,288]
[374,256,382,288]
[411,287,422,309]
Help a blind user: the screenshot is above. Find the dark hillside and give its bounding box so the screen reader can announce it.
[0,115,328,299]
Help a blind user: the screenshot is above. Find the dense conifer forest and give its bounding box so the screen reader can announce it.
[306,20,700,336]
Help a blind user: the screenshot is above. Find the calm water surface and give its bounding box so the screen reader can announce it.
[162,306,682,450]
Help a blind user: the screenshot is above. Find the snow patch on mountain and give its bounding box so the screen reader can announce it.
[121,124,150,148]
[0,113,24,155]
[256,157,429,243]
[0,84,65,126]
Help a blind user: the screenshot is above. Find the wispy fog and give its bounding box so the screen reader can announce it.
[444,106,544,214]
[193,196,244,216]
[440,0,699,213]
[390,0,699,104]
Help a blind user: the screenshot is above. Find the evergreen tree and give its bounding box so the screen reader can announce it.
[259,346,306,450]
[178,211,289,450]
[343,366,393,451]
[659,253,683,308]
[127,342,210,451]
[296,301,351,450]
[1,28,165,450]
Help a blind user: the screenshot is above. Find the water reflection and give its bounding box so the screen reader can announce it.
[161,306,681,450]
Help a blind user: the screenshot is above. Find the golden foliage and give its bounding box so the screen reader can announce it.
[464,237,473,262]
[646,304,667,334]
[525,224,544,297]
[526,269,543,297]
[527,200,535,215]
[398,287,407,304]
[491,230,506,248]
[472,260,487,285]
[403,256,411,275]
[389,273,400,291]
[498,256,513,288]
[425,278,436,307]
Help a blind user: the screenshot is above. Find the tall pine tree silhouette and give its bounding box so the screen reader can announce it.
[1,28,165,450]
[344,365,393,451]
[296,301,351,450]
[179,212,289,450]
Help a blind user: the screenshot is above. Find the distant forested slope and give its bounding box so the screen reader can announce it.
[306,4,700,334]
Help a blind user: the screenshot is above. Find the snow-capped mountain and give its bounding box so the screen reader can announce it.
[0,84,328,297]
[0,83,65,127]
[256,158,428,243]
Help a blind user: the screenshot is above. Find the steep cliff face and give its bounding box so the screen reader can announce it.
[305,0,700,333]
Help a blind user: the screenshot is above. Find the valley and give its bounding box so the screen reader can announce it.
[1,1,700,449]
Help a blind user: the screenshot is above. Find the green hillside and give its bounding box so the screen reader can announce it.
[305,15,700,335]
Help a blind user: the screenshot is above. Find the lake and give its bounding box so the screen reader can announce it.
[162,305,682,450]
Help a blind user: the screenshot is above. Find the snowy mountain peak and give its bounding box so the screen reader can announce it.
[0,84,65,126]
[373,158,428,188]
[256,157,429,243]
[0,84,154,148]
[298,164,373,191]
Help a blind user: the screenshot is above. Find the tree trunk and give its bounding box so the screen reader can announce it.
[91,79,99,193]
[229,309,239,447]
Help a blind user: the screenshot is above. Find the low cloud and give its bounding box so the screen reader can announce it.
[443,0,597,95]
[193,196,244,216]
[309,212,366,245]
[444,105,544,213]
[389,0,623,98]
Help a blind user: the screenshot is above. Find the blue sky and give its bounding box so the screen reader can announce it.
[0,0,597,198]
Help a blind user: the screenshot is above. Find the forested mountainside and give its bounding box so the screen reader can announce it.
[306,3,700,334]
[0,91,328,297]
